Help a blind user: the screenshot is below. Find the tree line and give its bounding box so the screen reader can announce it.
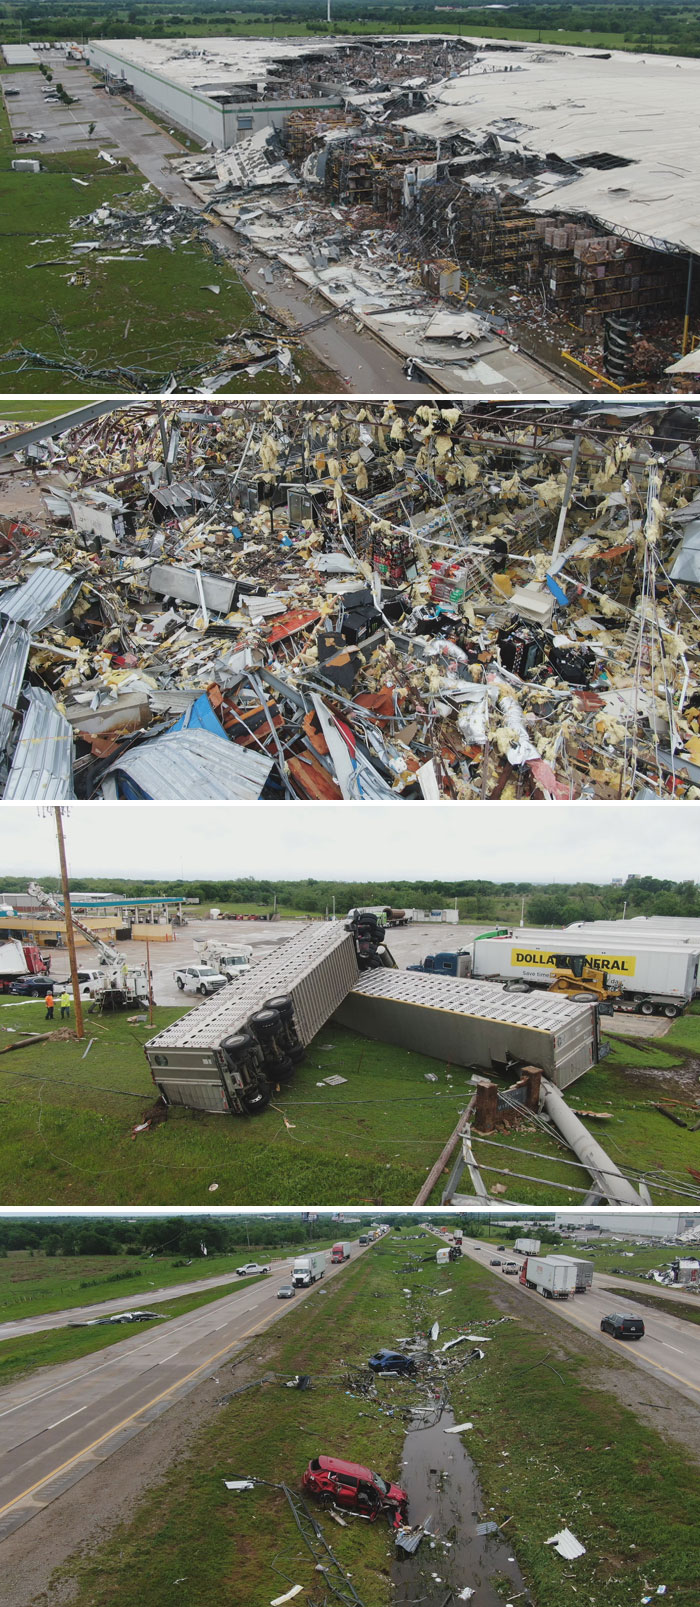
[1,875,698,925]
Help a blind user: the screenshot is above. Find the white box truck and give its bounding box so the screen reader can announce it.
[331,1241,351,1263]
[292,1251,326,1287]
[519,1256,577,1299]
[469,930,696,1017]
[514,1237,541,1255]
[548,1255,594,1292]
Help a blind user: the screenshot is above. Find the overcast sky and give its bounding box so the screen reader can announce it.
[0,804,696,884]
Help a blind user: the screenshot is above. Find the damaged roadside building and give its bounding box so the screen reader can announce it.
[85,35,700,388]
[2,397,700,802]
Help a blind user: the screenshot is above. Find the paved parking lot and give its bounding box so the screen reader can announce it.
[46,914,674,1034]
[2,53,193,200]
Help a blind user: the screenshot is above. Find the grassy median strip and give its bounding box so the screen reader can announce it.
[55,1241,700,1607]
[1,1006,698,1205]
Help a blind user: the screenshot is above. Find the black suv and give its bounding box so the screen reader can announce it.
[600,1313,645,1341]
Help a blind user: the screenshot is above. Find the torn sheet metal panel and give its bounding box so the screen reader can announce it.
[4,687,75,800]
[0,566,83,632]
[670,521,700,585]
[102,727,273,801]
[148,563,237,614]
[0,621,31,765]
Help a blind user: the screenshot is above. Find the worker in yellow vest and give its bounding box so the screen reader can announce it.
[59,990,72,1020]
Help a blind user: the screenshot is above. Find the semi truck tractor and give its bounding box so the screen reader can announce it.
[292,1252,326,1287]
[548,1255,594,1293]
[331,1241,351,1263]
[519,1256,577,1299]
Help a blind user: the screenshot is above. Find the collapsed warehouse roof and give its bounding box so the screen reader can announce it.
[2,398,700,801]
[399,44,700,257]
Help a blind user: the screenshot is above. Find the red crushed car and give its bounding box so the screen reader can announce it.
[302,1456,408,1525]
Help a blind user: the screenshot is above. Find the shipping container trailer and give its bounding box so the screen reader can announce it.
[333,968,600,1088]
[145,924,359,1115]
[514,1237,541,1255]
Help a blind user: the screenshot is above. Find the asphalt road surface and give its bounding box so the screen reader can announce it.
[0,1242,368,1541]
[458,1236,700,1407]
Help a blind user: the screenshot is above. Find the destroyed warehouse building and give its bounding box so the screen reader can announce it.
[83,35,700,389]
[2,397,700,802]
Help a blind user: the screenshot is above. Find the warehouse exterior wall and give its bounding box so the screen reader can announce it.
[87,42,341,147]
[87,43,227,143]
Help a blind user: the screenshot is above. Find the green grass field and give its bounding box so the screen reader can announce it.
[0,1245,313,1323]
[0,1277,268,1389]
[0,107,325,391]
[54,1241,700,1607]
[1,1002,697,1206]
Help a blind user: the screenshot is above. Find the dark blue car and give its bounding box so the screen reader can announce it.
[368,1349,416,1375]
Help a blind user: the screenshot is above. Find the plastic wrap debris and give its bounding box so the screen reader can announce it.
[1,397,700,800]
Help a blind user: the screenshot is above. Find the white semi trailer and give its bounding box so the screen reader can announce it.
[519,1256,577,1299]
[514,1237,541,1255]
[468,929,697,1016]
[548,1255,594,1293]
[292,1252,326,1287]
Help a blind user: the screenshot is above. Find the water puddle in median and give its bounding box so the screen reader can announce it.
[392,1406,530,1606]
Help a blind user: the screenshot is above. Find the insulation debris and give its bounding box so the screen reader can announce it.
[2,397,700,800]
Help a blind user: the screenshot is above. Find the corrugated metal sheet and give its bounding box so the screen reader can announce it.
[0,621,31,763]
[4,688,75,800]
[0,566,83,631]
[334,969,598,1087]
[103,727,273,801]
[148,563,237,613]
[146,925,358,1053]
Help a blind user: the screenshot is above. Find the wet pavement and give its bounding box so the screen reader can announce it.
[394,1405,529,1606]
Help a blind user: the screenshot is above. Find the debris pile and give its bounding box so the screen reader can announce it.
[2,398,700,800]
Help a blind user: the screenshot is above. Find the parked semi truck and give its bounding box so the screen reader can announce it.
[548,1255,594,1292]
[0,938,48,994]
[292,1252,326,1287]
[411,930,696,1017]
[514,1237,540,1255]
[331,1241,352,1263]
[519,1256,577,1299]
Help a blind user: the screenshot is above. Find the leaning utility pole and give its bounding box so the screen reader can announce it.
[54,808,85,1040]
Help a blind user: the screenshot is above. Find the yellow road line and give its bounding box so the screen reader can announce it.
[0,1310,279,1518]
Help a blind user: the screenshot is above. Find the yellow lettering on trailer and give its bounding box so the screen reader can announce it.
[511,949,636,977]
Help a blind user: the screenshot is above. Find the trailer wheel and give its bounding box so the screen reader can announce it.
[242,1074,272,1114]
[663,1004,680,1018]
[639,1000,655,1016]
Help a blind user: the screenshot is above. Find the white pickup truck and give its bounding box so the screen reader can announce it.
[235,1262,270,1277]
[174,965,227,997]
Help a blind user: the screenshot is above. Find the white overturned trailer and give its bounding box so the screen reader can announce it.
[333,969,601,1088]
[145,924,359,1115]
